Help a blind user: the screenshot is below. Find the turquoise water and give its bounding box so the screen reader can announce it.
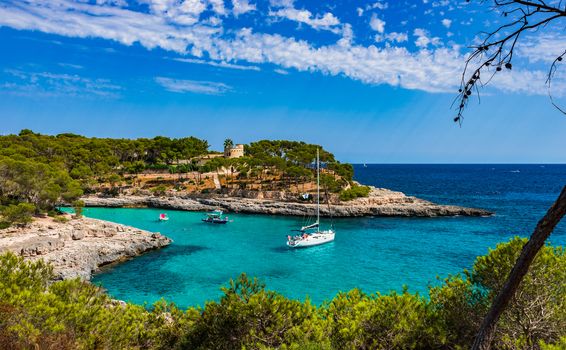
[87,164,566,308]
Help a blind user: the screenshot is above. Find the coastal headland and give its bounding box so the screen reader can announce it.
[0,132,491,281]
[82,186,492,217]
[0,215,171,280]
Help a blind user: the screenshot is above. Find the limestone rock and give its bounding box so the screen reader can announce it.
[18,237,64,257]
[71,230,85,240]
[82,187,492,218]
[0,217,172,281]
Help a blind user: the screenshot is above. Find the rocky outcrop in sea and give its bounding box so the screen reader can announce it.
[83,187,492,217]
[0,216,171,280]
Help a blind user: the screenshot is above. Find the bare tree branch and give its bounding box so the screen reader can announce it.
[454,0,566,124]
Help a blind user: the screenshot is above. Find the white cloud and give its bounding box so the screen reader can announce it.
[369,14,385,33]
[137,0,227,25]
[517,34,566,64]
[58,62,84,69]
[441,18,452,28]
[368,1,388,10]
[232,0,255,16]
[0,0,560,96]
[413,28,441,48]
[269,0,294,7]
[173,57,261,70]
[274,68,289,75]
[213,29,464,93]
[208,0,226,15]
[269,7,341,33]
[375,31,408,43]
[155,77,231,95]
[1,69,120,97]
[432,0,450,7]
[95,0,127,6]
[338,23,354,46]
[490,68,566,97]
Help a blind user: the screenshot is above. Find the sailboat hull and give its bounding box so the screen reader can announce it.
[287,231,335,248]
[286,149,336,249]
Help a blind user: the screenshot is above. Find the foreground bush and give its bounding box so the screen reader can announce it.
[430,238,566,349]
[0,237,564,349]
[180,275,329,350]
[0,253,196,349]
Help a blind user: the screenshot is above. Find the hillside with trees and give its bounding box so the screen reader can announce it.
[0,131,366,227]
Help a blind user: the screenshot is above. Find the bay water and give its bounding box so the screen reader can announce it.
[86,164,566,308]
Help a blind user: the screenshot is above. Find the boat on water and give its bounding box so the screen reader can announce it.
[202,210,229,224]
[287,149,335,248]
[159,213,169,221]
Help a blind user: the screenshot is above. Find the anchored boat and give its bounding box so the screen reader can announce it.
[202,210,229,224]
[287,149,335,248]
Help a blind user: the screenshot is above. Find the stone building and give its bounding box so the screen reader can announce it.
[224,144,244,158]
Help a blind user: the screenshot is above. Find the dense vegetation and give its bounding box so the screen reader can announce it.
[0,129,210,181]
[209,140,355,194]
[339,185,371,201]
[0,131,362,226]
[1,237,564,349]
[0,130,211,223]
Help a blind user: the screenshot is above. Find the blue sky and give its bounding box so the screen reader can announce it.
[0,0,565,163]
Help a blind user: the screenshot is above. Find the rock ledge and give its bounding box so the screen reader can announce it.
[0,216,171,280]
[83,187,492,217]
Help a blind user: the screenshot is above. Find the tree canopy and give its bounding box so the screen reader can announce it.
[0,131,361,224]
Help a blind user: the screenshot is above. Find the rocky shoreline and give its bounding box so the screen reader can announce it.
[83,186,492,217]
[0,216,171,280]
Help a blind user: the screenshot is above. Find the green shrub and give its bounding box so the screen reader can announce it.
[430,237,566,348]
[339,185,371,201]
[53,215,69,223]
[0,203,35,226]
[151,185,168,196]
[541,337,566,350]
[0,253,196,349]
[323,288,446,350]
[179,274,328,349]
[72,200,85,218]
[320,174,343,193]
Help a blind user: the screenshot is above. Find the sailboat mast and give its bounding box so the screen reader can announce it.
[317,148,320,223]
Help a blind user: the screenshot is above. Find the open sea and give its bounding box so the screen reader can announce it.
[85,164,566,308]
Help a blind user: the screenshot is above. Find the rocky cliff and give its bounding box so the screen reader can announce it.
[0,216,171,280]
[83,187,492,217]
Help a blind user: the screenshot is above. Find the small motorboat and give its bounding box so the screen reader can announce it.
[159,213,169,221]
[202,210,229,224]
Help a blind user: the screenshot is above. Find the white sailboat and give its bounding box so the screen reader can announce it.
[287,149,335,248]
